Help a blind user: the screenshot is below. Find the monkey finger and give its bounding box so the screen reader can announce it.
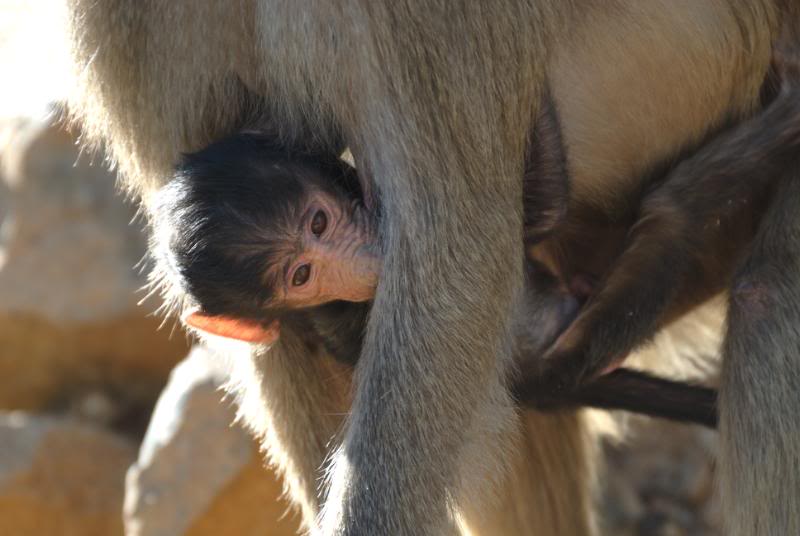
[515,361,586,408]
[533,333,617,397]
[517,342,594,404]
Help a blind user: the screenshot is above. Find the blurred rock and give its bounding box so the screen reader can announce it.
[0,113,187,412]
[601,418,719,536]
[124,346,300,536]
[0,411,136,536]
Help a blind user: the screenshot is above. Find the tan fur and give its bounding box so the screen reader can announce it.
[552,0,776,214]
[64,1,786,534]
[223,332,356,529]
[458,410,599,536]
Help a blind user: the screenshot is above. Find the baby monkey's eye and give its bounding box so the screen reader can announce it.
[311,210,327,236]
[292,264,311,286]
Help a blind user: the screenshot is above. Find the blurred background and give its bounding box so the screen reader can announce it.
[0,2,721,535]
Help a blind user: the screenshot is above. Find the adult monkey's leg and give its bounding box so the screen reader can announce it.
[722,161,800,536]
[318,5,550,531]
[456,411,598,535]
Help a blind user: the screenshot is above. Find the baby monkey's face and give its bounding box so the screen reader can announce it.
[271,186,381,309]
[179,158,381,345]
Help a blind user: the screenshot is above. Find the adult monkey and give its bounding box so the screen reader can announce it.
[65,3,797,536]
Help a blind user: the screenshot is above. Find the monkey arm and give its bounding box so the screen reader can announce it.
[521,48,800,397]
[577,370,717,427]
[515,368,718,428]
[316,11,545,533]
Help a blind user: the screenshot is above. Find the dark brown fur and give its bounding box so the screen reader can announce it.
[520,45,800,398]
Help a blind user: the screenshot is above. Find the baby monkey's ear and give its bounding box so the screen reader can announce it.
[183,310,281,345]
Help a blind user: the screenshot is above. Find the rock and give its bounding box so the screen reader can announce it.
[124,346,300,536]
[0,411,136,536]
[0,113,145,322]
[0,114,187,412]
[0,312,187,418]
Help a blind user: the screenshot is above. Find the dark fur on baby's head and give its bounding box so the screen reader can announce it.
[150,132,359,320]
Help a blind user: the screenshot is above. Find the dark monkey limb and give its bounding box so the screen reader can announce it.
[536,369,718,428]
[293,289,718,427]
[315,310,720,427]
[523,47,800,398]
[517,239,718,429]
[720,160,800,533]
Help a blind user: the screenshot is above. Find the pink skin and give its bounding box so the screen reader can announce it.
[274,188,381,309]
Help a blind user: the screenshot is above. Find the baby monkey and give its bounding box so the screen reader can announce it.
[154,133,380,332]
[153,122,717,427]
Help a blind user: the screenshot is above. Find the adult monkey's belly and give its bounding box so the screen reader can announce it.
[550,0,774,216]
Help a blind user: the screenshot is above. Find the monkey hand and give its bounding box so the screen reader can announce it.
[514,312,626,408]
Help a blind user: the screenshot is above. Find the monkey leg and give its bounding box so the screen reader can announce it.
[560,369,718,427]
[720,164,800,536]
[457,410,599,536]
[521,52,800,398]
